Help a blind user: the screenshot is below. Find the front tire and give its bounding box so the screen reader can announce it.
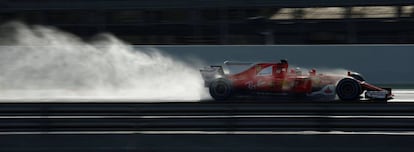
[209,78,233,100]
[336,78,361,101]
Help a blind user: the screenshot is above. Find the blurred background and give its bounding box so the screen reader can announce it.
[1,0,414,45]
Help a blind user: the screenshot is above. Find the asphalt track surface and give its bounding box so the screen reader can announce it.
[0,89,411,103]
[0,89,413,152]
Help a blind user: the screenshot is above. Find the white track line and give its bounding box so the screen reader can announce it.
[0,130,414,135]
[0,115,413,119]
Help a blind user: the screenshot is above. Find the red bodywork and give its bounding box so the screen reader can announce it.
[226,62,340,94]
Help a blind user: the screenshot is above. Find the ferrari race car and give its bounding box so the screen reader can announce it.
[200,60,393,101]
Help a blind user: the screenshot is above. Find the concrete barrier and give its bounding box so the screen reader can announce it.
[138,45,414,84]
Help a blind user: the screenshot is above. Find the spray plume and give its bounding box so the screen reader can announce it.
[0,22,204,101]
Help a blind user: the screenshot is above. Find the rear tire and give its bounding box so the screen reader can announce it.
[336,78,361,101]
[209,78,233,100]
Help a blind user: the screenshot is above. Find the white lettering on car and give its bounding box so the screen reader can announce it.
[245,81,255,90]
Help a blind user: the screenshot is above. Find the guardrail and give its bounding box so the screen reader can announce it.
[3,0,414,10]
[0,101,413,132]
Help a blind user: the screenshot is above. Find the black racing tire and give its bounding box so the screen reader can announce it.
[336,78,362,101]
[209,78,233,100]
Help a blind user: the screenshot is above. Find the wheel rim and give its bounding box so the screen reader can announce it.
[337,78,361,100]
[342,83,356,97]
[214,83,227,95]
[209,79,233,100]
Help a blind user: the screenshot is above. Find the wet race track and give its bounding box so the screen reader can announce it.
[0,89,413,152]
[0,89,411,103]
[389,89,414,102]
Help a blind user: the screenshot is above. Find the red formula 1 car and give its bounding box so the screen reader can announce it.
[200,60,393,101]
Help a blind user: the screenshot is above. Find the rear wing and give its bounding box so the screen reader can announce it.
[200,66,225,87]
